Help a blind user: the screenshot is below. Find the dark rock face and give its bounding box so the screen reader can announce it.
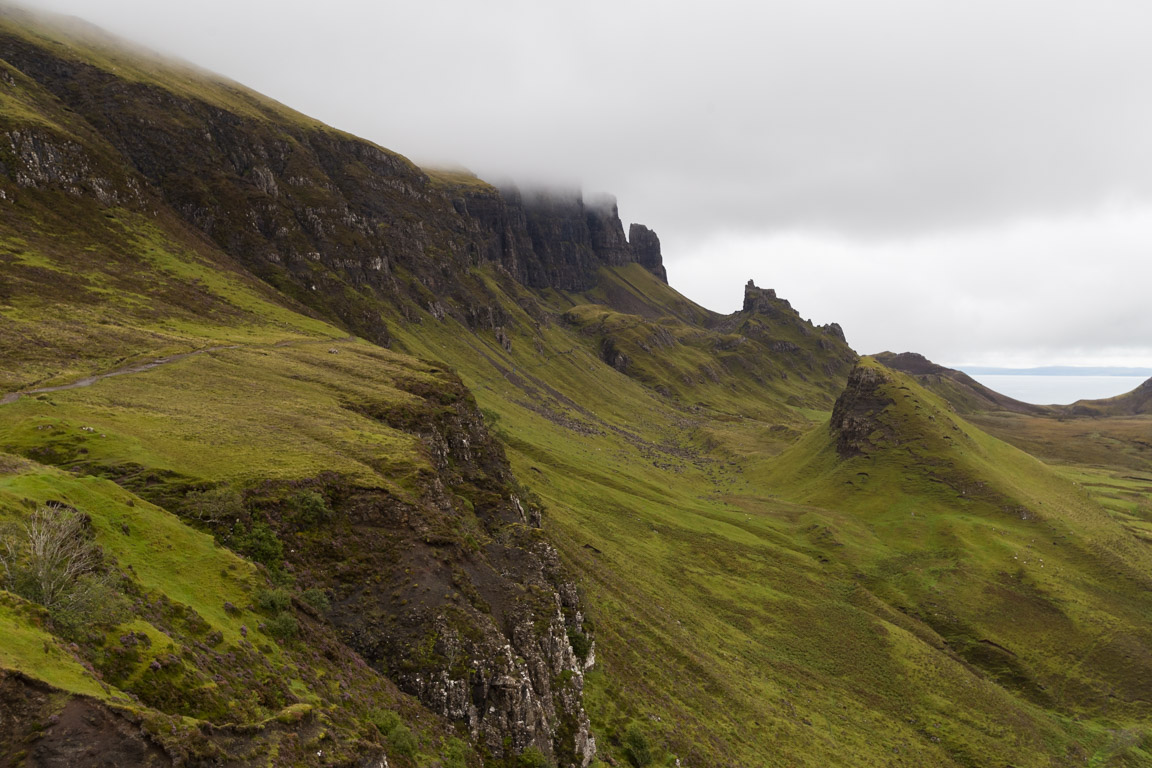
[0,31,666,344]
[518,189,602,291]
[0,33,604,765]
[830,364,894,457]
[586,196,632,268]
[511,190,668,290]
[628,223,668,283]
[277,373,596,766]
[821,322,846,342]
[742,279,792,315]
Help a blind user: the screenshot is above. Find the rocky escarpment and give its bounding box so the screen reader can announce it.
[740,280,844,339]
[703,279,858,390]
[628,223,668,283]
[829,363,897,457]
[443,183,669,292]
[252,370,596,766]
[0,22,598,764]
[0,28,666,345]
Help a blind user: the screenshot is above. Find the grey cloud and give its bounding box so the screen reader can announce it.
[23,0,1152,238]
[13,0,1152,366]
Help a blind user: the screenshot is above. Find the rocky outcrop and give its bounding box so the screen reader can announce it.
[873,351,949,376]
[269,371,596,766]
[517,189,603,291]
[742,279,793,315]
[585,195,632,268]
[4,127,140,205]
[830,363,895,457]
[820,322,846,342]
[628,223,668,283]
[0,31,666,342]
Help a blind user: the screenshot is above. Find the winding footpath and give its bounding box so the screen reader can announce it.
[0,336,355,406]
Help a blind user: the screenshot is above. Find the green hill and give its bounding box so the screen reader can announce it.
[2,6,1152,768]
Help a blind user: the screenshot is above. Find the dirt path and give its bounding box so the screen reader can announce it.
[0,346,239,406]
[0,336,355,406]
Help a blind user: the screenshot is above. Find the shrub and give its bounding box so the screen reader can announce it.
[290,490,331,528]
[367,707,402,736]
[263,612,298,640]
[517,746,550,768]
[301,587,330,613]
[441,737,470,768]
[255,587,292,613]
[182,487,243,523]
[1,504,129,635]
[0,505,100,609]
[367,710,418,757]
[623,724,652,768]
[567,627,592,662]
[232,521,283,568]
[0,505,127,633]
[388,724,418,758]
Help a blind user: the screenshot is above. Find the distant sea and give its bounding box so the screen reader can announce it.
[962,374,1149,405]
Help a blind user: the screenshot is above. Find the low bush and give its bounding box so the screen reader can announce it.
[388,724,418,758]
[441,737,470,768]
[263,612,298,640]
[182,487,243,524]
[301,587,329,613]
[231,521,283,569]
[517,746,550,768]
[255,587,292,613]
[623,724,652,768]
[0,505,128,633]
[289,490,331,528]
[567,627,592,662]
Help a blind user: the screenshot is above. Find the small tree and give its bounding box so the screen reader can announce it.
[0,504,124,632]
[1,505,101,610]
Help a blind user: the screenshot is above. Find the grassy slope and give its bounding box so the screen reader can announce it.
[0,342,500,764]
[0,6,373,392]
[0,244,483,760]
[2,9,1151,766]
[762,360,1152,758]
[387,280,1152,766]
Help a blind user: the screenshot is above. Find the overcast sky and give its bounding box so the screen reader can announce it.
[16,0,1152,369]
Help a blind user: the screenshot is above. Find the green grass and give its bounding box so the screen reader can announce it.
[385,296,1152,765]
[0,340,442,490]
[3,11,1152,760]
[0,202,346,391]
[0,590,110,699]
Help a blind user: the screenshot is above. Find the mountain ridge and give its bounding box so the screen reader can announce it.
[3,8,1152,768]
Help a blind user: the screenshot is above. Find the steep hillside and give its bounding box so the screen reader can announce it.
[3,7,1152,768]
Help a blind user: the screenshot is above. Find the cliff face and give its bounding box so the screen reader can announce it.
[292,372,596,765]
[0,20,603,766]
[445,184,669,292]
[829,363,895,457]
[628,223,668,282]
[0,29,666,344]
